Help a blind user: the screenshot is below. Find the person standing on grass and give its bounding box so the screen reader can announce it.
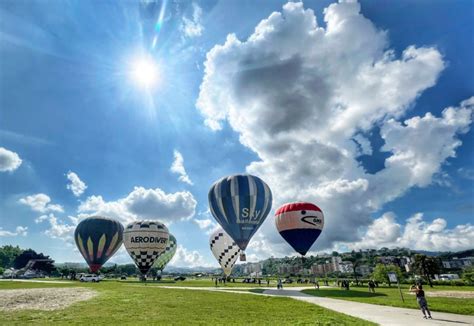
[410,284,432,319]
[368,280,375,293]
[277,278,283,290]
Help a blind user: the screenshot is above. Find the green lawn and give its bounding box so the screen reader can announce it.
[303,285,474,315]
[0,281,373,325]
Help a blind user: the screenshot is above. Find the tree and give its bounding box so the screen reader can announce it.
[462,267,474,285]
[0,245,23,268]
[345,251,363,285]
[411,254,440,287]
[13,249,56,275]
[372,264,404,286]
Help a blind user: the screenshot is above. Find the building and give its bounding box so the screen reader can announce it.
[355,265,371,276]
[338,262,353,274]
[311,260,338,276]
[442,257,473,270]
[277,264,300,275]
[244,263,263,275]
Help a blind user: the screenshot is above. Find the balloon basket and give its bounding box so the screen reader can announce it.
[240,253,246,261]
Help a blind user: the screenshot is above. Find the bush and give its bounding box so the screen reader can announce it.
[431,280,466,286]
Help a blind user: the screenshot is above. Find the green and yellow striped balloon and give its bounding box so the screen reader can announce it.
[74,216,124,273]
[154,234,177,271]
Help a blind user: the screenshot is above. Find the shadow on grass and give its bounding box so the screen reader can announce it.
[303,289,387,298]
[119,280,177,284]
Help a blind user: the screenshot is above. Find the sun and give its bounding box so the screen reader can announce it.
[129,56,159,89]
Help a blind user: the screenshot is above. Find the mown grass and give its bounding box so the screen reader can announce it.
[0,281,373,325]
[303,285,474,315]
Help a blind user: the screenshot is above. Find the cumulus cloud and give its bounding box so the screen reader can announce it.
[0,147,22,172]
[170,150,193,185]
[35,214,84,244]
[0,226,28,237]
[350,212,474,252]
[44,214,76,242]
[194,218,213,229]
[169,244,211,268]
[196,1,473,255]
[181,3,203,38]
[78,186,197,225]
[66,171,87,197]
[19,193,64,213]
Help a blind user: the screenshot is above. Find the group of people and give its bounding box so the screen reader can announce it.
[339,279,350,290]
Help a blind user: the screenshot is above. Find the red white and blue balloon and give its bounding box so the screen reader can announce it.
[275,202,324,256]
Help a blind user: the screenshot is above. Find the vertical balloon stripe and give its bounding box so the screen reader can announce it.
[96,234,107,259]
[230,177,240,221]
[77,234,88,260]
[105,232,119,256]
[248,176,257,220]
[87,237,94,261]
[254,177,265,220]
[222,187,238,225]
[262,182,272,219]
[214,181,227,222]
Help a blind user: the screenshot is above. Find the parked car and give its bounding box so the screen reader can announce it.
[120,275,127,280]
[174,276,186,281]
[80,274,102,282]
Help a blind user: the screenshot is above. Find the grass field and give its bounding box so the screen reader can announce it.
[0,280,373,325]
[303,285,474,315]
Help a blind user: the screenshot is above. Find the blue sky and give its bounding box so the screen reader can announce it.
[0,0,473,267]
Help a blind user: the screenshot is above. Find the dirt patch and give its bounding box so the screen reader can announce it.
[0,287,98,311]
[426,290,474,299]
[406,290,474,299]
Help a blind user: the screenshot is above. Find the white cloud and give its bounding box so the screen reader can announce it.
[350,212,474,252]
[66,171,87,197]
[196,1,473,255]
[169,244,211,268]
[43,214,76,243]
[353,134,373,156]
[19,193,64,213]
[35,213,86,244]
[194,218,213,229]
[181,3,203,38]
[78,186,197,225]
[0,147,22,172]
[170,150,193,185]
[0,226,28,237]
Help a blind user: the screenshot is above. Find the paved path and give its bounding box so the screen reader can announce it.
[263,289,474,326]
[159,286,474,326]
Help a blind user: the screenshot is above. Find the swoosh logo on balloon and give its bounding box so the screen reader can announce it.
[301,215,322,226]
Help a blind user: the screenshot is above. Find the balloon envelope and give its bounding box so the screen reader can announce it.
[74,216,124,273]
[123,220,169,276]
[154,234,177,271]
[209,228,240,276]
[208,174,272,251]
[275,202,324,256]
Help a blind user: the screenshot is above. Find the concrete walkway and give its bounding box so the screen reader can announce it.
[159,286,474,326]
[263,289,474,326]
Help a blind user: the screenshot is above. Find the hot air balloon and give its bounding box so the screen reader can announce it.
[123,220,169,277]
[275,202,324,256]
[209,228,240,276]
[74,216,124,273]
[154,234,177,271]
[208,174,272,260]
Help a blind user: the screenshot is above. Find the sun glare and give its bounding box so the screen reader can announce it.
[130,56,159,89]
